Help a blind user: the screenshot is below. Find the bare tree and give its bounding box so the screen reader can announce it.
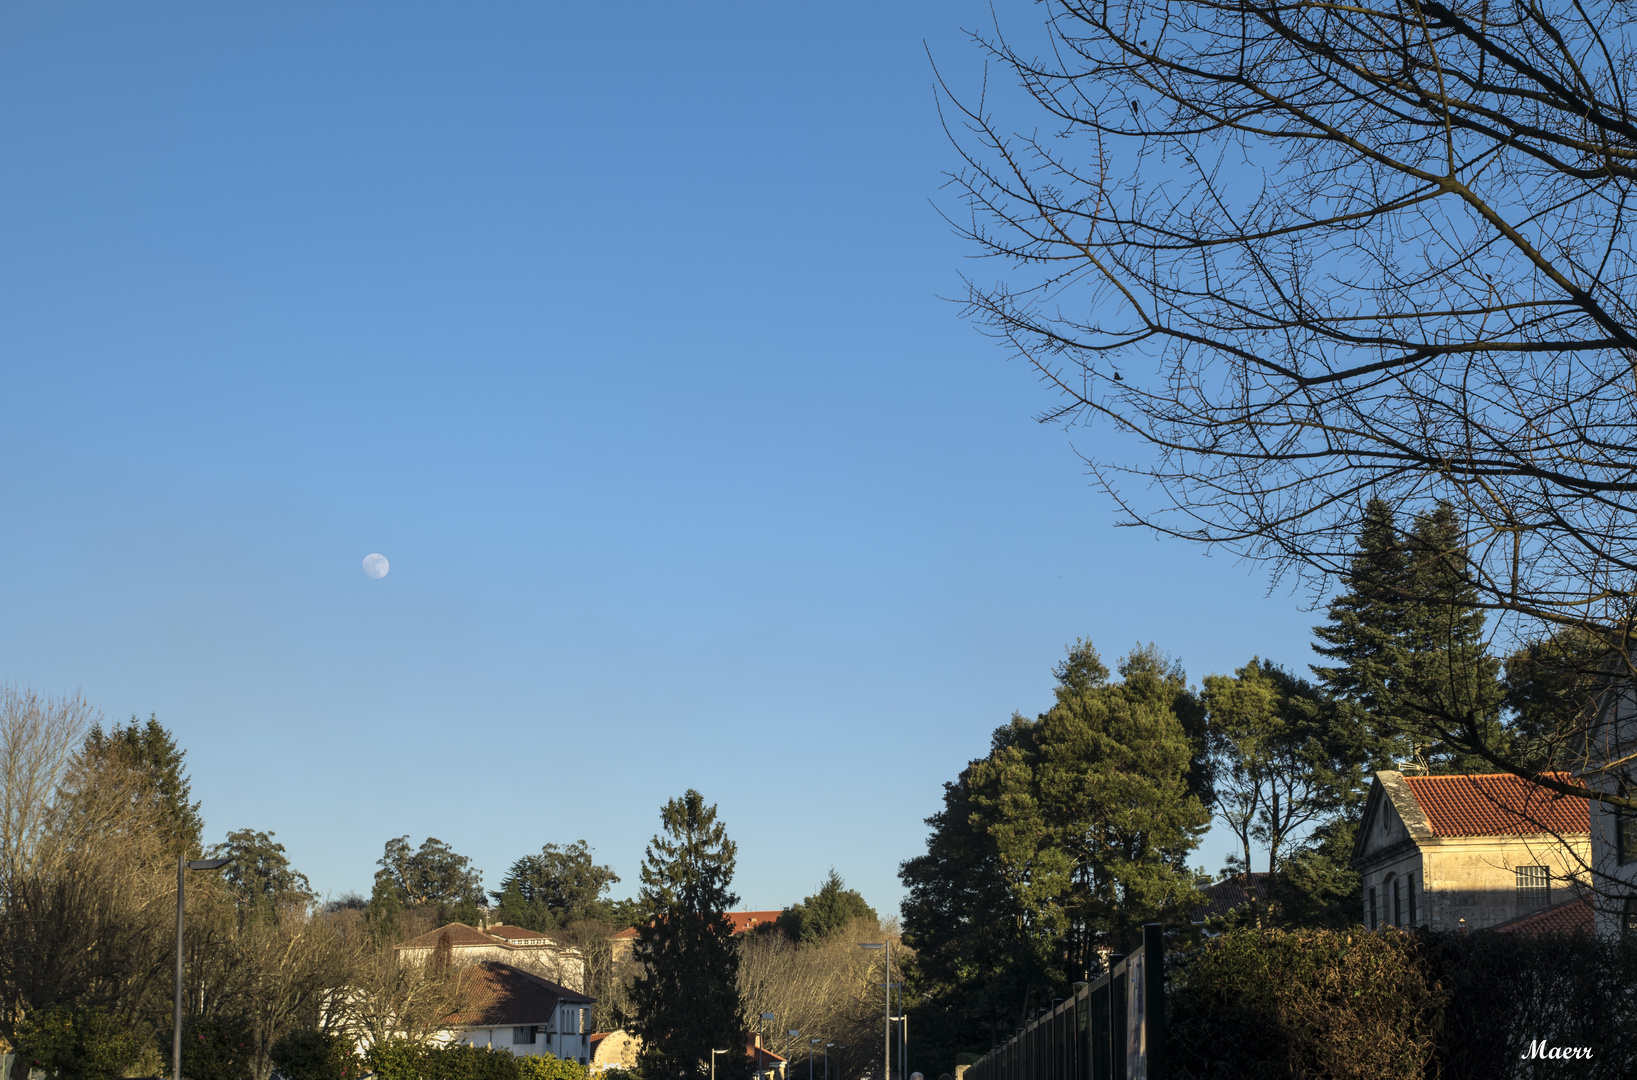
[737,918,901,1074]
[0,687,96,885]
[944,0,1637,807]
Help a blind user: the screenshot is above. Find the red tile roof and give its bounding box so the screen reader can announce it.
[612,910,784,940]
[1401,773,1589,837]
[1492,895,1594,936]
[445,961,593,1028]
[396,923,504,950]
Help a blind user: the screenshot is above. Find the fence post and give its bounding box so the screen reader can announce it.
[1143,924,1165,1080]
[1107,955,1126,1080]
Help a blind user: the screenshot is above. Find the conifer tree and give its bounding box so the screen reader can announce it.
[629,790,746,1080]
[1311,500,1505,772]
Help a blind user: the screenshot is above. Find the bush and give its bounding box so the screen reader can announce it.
[1421,930,1637,1080]
[12,1005,145,1080]
[365,1043,529,1080]
[516,1055,587,1080]
[270,1031,362,1080]
[1167,926,1637,1080]
[1168,928,1441,1080]
[166,1016,255,1080]
[363,1040,426,1080]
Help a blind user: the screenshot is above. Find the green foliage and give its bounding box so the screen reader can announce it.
[210,828,314,915]
[374,836,485,910]
[1311,499,1507,772]
[1169,928,1441,1080]
[363,1038,426,1080]
[1168,928,1637,1080]
[776,870,876,943]
[367,875,405,943]
[1202,658,1364,891]
[1270,817,1361,928]
[79,714,204,857]
[270,1031,362,1080]
[1503,627,1613,769]
[515,1054,589,1080]
[12,1004,145,1080]
[491,841,620,931]
[166,1015,255,1080]
[629,790,747,1080]
[900,640,1208,1066]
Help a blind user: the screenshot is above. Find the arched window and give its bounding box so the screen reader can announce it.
[1407,872,1417,926]
[1384,873,1399,927]
[1368,885,1378,930]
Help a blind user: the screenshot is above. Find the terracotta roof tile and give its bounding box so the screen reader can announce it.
[445,962,593,1028]
[612,911,785,940]
[1492,895,1595,936]
[1401,773,1588,837]
[396,923,504,950]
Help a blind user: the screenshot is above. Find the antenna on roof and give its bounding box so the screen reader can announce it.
[1398,742,1431,774]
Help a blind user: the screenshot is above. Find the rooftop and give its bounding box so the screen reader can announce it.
[1400,772,1589,838]
[1491,895,1595,936]
[446,961,594,1028]
[396,923,504,950]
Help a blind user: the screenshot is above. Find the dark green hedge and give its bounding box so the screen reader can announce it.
[1168,927,1637,1080]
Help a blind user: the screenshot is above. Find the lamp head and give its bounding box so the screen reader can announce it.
[186,858,231,871]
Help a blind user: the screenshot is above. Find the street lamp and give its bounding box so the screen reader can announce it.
[174,856,231,1080]
[824,1043,833,1080]
[857,942,889,1080]
[809,1037,821,1080]
[711,1049,730,1080]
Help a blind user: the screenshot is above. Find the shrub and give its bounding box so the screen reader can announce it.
[1168,928,1441,1080]
[516,1055,587,1080]
[167,1016,255,1080]
[363,1040,426,1080]
[270,1031,362,1080]
[12,1005,145,1080]
[422,1045,521,1080]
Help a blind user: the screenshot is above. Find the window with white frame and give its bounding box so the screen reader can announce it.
[513,1026,536,1045]
[1516,865,1550,909]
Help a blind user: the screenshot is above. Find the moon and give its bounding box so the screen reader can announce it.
[362,553,389,579]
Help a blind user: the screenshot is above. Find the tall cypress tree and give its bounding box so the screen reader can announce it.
[629,790,746,1080]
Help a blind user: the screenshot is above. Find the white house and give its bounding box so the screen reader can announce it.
[397,923,586,993]
[444,962,596,1065]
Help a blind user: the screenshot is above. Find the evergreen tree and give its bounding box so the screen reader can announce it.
[628,791,746,1080]
[373,836,484,912]
[1311,498,1412,767]
[775,870,877,943]
[1311,500,1505,772]
[900,641,1208,1062]
[490,840,619,931]
[209,828,314,916]
[76,714,204,857]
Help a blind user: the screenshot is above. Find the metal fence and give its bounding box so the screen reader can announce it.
[963,923,1165,1080]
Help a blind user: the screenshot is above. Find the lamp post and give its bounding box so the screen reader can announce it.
[174,856,231,1080]
[809,1038,821,1080]
[711,1050,730,1080]
[824,1042,833,1080]
[857,942,889,1080]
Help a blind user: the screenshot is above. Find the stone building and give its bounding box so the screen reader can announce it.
[1352,770,1590,931]
[442,961,596,1065]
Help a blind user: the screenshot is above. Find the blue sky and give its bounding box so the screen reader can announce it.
[0,3,1319,913]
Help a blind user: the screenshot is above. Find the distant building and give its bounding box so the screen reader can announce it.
[589,1031,642,1072]
[397,922,586,993]
[1352,770,1590,932]
[443,961,596,1065]
[609,910,783,962]
[1189,873,1276,924]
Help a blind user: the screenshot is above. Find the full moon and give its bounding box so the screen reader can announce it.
[362,553,389,579]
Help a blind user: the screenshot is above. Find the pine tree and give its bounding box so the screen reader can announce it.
[629,790,746,1080]
[1401,503,1508,770]
[1311,500,1506,772]
[72,714,205,857]
[1311,498,1412,767]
